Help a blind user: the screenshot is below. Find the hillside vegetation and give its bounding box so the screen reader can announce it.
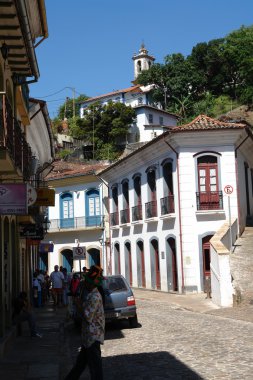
[137,25,253,123]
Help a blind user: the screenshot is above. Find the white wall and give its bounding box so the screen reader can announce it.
[106,130,248,295]
[48,181,101,221]
[45,180,106,274]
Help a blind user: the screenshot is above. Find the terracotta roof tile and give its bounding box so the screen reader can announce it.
[46,160,109,180]
[173,114,246,131]
[79,85,142,103]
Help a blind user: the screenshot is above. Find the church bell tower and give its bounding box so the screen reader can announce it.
[132,43,155,80]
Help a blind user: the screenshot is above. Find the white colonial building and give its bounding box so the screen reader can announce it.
[79,44,178,144]
[99,115,253,306]
[43,161,109,275]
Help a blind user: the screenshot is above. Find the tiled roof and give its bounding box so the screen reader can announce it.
[134,104,179,118]
[79,85,142,104]
[172,114,246,131]
[99,114,247,175]
[46,160,109,180]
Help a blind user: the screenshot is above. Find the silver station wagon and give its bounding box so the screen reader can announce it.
[73,274,138,328]
[103,275,138,327]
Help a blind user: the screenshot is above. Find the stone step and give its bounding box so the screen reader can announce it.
[230,227,253,305]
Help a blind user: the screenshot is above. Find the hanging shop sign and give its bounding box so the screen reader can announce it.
[0,183,27,215]
[39,242,54,253]
[73,246,86,260]
[27,184,37,207]
[34,188,55,207]
[20,224,44,240]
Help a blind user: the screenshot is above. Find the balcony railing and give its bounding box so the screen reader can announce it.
[196,191,223,211]
[1,95,32,180]
[145,200,157,219]
[132,204,142,222]
[120,208,130,224]
[110,212,119,226]
[48,215,104,230]
[160,195,175,215]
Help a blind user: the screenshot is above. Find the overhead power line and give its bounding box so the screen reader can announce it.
[37,87,83,99]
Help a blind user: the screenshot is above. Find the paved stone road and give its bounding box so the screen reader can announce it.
[63,294,253,380]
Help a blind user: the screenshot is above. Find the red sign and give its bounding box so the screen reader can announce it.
[224,185,233,195]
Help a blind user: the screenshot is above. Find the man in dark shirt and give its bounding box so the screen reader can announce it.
[12,291,42,338]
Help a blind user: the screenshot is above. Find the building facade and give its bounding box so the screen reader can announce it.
[79,44,178,144]
[0,0,53,348]
[99,115,253,303]
[43,161,109,275]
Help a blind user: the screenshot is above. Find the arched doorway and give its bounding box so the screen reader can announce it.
[61,249,73,273]
[114,243,121,274]
[87,248,100,267]
[137,240,145,288]
[150,239,160,290]
[125,242,132,286]
[167,237,178,291]
[39,253,48,272]
[202,235,213,293]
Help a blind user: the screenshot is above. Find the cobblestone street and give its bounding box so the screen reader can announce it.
[63,290,253,380]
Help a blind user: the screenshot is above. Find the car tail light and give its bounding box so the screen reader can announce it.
[127,295,136,306]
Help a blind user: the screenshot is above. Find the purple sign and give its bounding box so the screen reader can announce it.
[0,183,27,215]
[39,243,54,253]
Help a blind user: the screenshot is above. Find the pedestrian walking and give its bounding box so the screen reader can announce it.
[37,269,46,305]
[68,273,80,318]
[62,267,69,306]
[65,266,105,380]
[32,272,42,307]
[50,265,64,306]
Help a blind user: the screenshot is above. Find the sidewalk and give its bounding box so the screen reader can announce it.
[133,287,253,323]
[133,288,219,313]
[0,289,252,380]
[0,302,68,380]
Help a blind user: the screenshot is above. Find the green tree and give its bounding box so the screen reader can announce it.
[223,25,253,103]
[137,53,204,119]
[69,101,135,159]
[137,25,253,121]
[58,94,88,120]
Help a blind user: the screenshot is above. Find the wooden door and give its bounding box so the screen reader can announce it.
[169,238,178,291]
[198,162,219,209]
[152,239,160,290]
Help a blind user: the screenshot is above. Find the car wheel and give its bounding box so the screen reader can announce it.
[129,315,138,328]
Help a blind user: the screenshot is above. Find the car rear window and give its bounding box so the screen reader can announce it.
[103,277,127,292]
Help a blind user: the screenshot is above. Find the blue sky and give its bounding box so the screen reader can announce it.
[30,0,253,118]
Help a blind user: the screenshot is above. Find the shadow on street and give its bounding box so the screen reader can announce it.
[102,351,204,380]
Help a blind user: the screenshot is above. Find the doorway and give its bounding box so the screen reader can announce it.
[114,243,121,274]
[151,239,160,290]
[202,235,212,293]
[61,249,73,273]
[137,240,145,288]
[88,248,100,267]
[125,242,132,286]
[167,237,178,291]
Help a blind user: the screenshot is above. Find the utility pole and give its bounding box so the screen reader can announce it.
[92,106,95,159]
[64,97,69,120]
[72,87,76,118]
